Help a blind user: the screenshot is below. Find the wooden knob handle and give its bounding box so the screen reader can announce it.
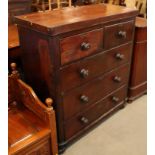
[45,98,53,108]
[80,117,89,124]
[118,31,126,38]
[112,96,119,102]
[10,63,17,72]
[81,42,91,51]
[113,76,121,83]
[115,53,124,60]
[10,62,20,78]
[80,95,89,103]
[80,69,89,78]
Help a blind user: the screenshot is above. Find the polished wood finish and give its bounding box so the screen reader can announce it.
[8,25,20,50]
[104,20,134,49]
[61,43,132,91]
[15,4,138,153]
[64,85,127,139]
[63,64,129,120]
[60,28,103,65]
[128,17,147,102]
[8,25,22,73]
[15,4,138,36]
[8,63,58,155]
[8,25,21,59]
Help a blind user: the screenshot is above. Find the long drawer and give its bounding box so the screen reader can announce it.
[104,20,135,49]
[64,85,127,139]
[63,64,129,120]
[60,28,103,65]
[60,43,132,91]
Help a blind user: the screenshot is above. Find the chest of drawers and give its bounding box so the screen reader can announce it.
[15,4,138,153]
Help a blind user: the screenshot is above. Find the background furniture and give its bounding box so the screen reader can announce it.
[8,0,33,70]
[8,0,32,24]
[112,0,126,6]
[128,17,147,102]
[135,0,147,18]
[8,63,58,155]
[15,4,138,153]
[8,25,21,69]
[31,0,72,11]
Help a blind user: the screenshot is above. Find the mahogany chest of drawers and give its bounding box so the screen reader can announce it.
[15,4,138,152]
[128,17,147,102]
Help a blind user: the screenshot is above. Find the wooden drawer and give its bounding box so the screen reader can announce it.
[15,138,51,155]
[104,20,135,49]
[60,28,103,65]
[61,43,132,91]
[63,64,129,120]
[64,85,127,139]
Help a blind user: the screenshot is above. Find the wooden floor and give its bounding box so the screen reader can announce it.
[63,95,147,155]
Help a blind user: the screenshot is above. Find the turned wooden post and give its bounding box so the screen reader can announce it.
[45,98,53,109]
[48,0,52,11]
[45,97,58,155]
[10,63,20,78]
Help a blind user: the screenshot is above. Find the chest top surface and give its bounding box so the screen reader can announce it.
[15,4,138,36]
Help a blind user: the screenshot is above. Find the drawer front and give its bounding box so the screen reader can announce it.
[61,43,132,91]
[104,20,134,49]
[64,86,127,139]
[63,64,129,120]
[60,28,103,65]
[15,138,51,155]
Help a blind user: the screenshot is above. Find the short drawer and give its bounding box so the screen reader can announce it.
[60,28,103,65]
[63,64,129,120]
[104,20,135,49]
[64,85,127,139]
[61,43,132,91]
